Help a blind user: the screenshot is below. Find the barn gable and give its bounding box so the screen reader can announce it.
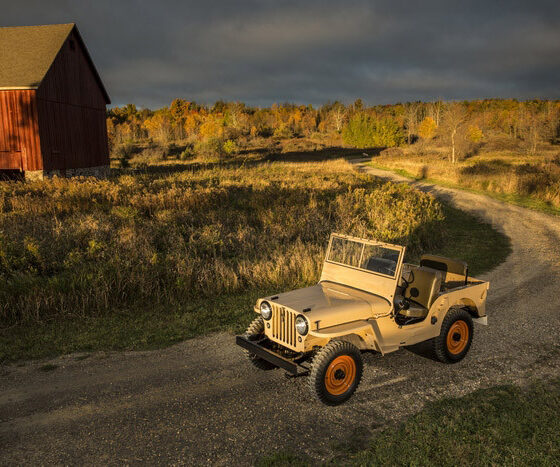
[0,23,110,104]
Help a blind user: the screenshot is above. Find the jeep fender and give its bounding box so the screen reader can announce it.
[429,291,487,336]
[309,320,378,351]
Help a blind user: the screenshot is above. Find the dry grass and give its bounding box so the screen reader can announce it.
[371,144,560,209]
[0,159,444,327]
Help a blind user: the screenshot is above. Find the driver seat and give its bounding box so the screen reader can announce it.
[399,267,443,318]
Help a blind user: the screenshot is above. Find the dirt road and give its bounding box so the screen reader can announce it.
[2,162,560,465]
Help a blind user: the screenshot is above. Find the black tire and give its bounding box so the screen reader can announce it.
[432,307,474,363]
[244,317,277,370]
[308,340,363,406]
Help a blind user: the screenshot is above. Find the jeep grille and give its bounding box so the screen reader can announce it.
[270,304,297,348]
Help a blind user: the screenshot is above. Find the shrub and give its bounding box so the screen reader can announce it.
[342,114,404,148]
[179,146,195,161]
[273,125,295,139]
[222,139,238,156]
[115,141,135,168]
[194,137,226,160]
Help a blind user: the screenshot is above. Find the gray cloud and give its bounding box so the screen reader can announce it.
[2,0,559,107]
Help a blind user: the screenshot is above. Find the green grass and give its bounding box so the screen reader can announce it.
[0,197,509,363]
[431,202,511,277]
[259,379,560,466]
[256,452,311,467]
[368,161,560,217]
[0,288,268,362]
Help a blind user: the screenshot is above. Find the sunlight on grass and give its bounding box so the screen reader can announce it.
[0,158,509,361]
[368,148,560,216]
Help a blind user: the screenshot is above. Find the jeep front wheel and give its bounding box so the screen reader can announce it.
[244,317,277,370]
[309,340,363,406]
[432,307,473,363]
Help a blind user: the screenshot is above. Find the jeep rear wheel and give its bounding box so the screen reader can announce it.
[244,317,277,370]
[309,340,363,406]
[432,307,473,363]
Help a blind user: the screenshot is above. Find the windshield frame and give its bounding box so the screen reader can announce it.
[325,234,404,280]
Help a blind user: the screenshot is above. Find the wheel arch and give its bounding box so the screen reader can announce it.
[453,298,481,317]
[333,333,370,351]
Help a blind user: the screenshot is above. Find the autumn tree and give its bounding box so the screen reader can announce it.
[342,113,404,148]
[199,114,225,141]
[169,98,192,140]
[143,109,173,143]
[417,117,437,141]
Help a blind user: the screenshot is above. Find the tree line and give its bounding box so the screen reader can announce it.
[107,98,560,162]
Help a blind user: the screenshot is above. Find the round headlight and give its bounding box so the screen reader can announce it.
[295,315,309,336]
[260,301,272,320]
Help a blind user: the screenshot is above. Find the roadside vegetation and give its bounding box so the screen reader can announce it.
[0,158,509,361]
[258,378,560,466]
[369,146,560,214]
[108,98,559,213]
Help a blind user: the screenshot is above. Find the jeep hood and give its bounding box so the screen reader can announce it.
[263,281,392,330]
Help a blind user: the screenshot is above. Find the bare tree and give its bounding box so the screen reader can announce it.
[429,100,443,127]
[404,102,419,144]
[442,102,467,163]
[518,103,558,155]
[332,103,347,132]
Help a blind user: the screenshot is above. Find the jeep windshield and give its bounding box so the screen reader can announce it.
[327,236,401,278]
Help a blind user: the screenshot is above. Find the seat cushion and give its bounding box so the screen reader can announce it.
[398,303,428,319]
[405,267,442,309]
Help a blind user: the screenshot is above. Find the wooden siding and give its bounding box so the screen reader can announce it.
[0,90,42,171]
[36,28,109,171]
[37,29,107,109]
[37,100,108,170]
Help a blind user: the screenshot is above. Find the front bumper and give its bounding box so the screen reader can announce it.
[235,335,309,376]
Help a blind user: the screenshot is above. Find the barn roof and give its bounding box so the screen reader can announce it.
[0,23,110,103]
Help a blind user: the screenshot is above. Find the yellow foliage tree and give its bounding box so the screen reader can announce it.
[417,117,437,141]
[467,125,484,143]
[199,116,225,141]
[143,110,173,143]
[184,113,202,138]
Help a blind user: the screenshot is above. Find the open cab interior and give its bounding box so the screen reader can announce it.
[395,254,483,325]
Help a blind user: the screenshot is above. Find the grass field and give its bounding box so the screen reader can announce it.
[0,158,510,362]
[258,378,560,466]
[368,146,560,215]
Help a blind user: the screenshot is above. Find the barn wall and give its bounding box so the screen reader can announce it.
[37,29,109,171]
[0,90,42,171]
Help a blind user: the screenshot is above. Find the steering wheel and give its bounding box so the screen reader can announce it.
[401,270,414,289]
[396,270,414,311]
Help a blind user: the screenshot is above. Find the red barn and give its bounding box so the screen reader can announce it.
[0,23,110,180]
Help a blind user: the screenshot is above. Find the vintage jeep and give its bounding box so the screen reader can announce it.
[236,233,489,405]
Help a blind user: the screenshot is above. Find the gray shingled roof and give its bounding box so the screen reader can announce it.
[0,23,74,89]
[0,23,109,103]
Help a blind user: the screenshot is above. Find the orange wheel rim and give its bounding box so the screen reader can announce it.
[446,320,469,355]
[324,355,356,395]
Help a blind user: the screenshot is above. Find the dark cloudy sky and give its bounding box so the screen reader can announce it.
[3,0,559,108]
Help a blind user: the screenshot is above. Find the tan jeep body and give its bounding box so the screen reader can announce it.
[236,233,489,403]
[254,233,488,356]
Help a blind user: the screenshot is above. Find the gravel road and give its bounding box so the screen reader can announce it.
[2,162,560,465]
